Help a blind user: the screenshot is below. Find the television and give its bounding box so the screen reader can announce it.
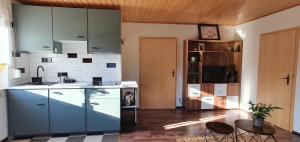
[202,66,227,83]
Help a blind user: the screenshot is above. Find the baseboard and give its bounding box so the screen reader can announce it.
[293,131,300,136]
[0,137,8,142]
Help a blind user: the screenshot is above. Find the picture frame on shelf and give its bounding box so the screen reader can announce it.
[198,24,220,40]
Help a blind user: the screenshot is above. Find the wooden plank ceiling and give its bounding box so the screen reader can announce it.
[15,0,300,25]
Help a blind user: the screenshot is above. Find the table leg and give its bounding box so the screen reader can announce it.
[272,135,277,142]
[235,125,238,142]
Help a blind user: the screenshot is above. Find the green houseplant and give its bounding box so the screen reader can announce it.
[248,101,282,127]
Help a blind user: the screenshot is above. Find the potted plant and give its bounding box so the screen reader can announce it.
[248,101,282,127]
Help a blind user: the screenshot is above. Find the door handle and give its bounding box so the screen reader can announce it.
[171,70,175,77]
[280,74,290,85]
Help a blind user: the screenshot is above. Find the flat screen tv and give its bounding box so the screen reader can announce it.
[202,66,227,83]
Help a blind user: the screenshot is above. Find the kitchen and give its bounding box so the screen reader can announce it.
[1,2,138,142]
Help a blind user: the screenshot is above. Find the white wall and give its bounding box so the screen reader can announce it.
[29,42,121,82]
[121,22,237,106]
[236,5,300,132]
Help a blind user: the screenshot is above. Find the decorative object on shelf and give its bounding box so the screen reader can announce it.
[227,46,234,51]
[234,45,241,52]
[190,56,196,63]
[198,24,220,40]
[248,101,282,127]
[124,91,135,106]
[198,42,205,50]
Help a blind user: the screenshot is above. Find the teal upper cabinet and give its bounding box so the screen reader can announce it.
[13,5,53,52]
[53,7,87,41]
[88,9,121,54]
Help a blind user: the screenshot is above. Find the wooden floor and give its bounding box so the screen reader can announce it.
[120,109,300,142]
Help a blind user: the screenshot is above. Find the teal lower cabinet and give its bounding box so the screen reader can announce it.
[86,89,120,132]
[49,89,86,134]
[8,90,49,136]
[8,88,121,136]
[86,98,120,132]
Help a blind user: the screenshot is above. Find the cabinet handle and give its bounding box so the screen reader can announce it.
[77,35,85,39]
[91,102,100,105]
[36,104,45,106]
[42,46,50,48]
[96,90,109,94]
[92,47,99,50]
[53,92,63,95]
[192,93,198,94]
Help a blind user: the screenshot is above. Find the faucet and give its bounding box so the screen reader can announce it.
[37,66,45,79]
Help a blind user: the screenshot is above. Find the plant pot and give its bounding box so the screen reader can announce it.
[253,117,265,127]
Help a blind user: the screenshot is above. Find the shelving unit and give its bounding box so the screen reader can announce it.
[183,39,243,110]
[121,88,137,128]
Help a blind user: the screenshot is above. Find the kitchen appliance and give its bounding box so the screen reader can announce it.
[93,77,102,85]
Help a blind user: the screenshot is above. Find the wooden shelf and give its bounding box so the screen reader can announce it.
[122,106,137,109]
[188,39,242,43]
[183,39,243,111]
[203,51,241,53]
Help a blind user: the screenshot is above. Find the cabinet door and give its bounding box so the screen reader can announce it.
[49,89,85,133]
[87,98,120,132]
[0,92,8,140]
[13,4,53,52]
[53,7,87,41]
[9,100,49,136]
[187,97,201,110]
[188,84,201,97]
[214,96,226,109]
[227,83,239,96]
[214,84,227,96]
[88,9,121,53]
[226,96,239,109]
[201,97,214,109]
[201,83,214,97]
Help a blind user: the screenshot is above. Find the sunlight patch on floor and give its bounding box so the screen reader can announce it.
[163,115,226,130]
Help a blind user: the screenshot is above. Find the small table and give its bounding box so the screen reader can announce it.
[234,119,277,142]
[205,122,235,142]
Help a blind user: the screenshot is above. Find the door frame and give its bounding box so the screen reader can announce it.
[139,37,178,109]
[258,27,300,132]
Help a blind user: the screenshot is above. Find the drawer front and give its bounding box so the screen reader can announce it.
[214,84,227,96]
[50,89,85,106]
[8,89,48,101]
[86,89,120,99]
[226,96,239,109]
[188,84,201,97]
[227,83,239,96]
[214,96,226,109]
[201,84,214,97]
[201,97,214,109]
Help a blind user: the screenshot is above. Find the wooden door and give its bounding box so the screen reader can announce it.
[258,28,298,131]
[140,38,177,109]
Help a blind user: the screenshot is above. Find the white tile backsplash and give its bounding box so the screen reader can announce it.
[12,42,121,84]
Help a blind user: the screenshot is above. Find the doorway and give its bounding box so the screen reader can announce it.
[257,28,299,131]
[140,37,177,109]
